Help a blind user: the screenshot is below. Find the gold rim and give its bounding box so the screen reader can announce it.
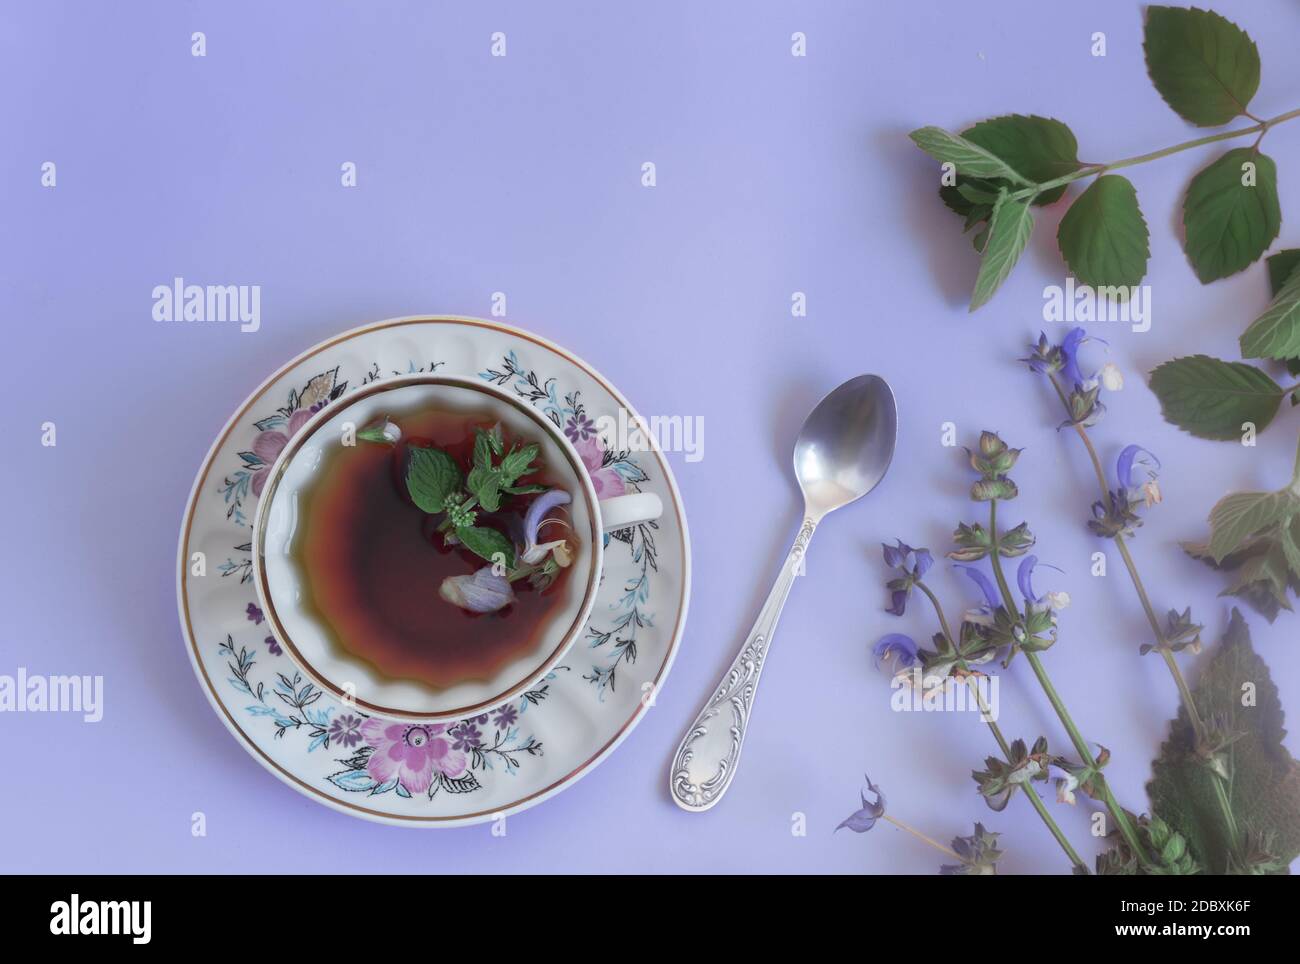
[251,374,602,720]
[177,316,689,824]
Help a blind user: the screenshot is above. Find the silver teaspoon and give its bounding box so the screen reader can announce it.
[669,374,898,811]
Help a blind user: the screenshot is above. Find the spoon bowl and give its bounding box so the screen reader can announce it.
[793,374,897,520]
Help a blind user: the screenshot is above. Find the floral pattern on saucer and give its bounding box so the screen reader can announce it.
[181,319,688,824]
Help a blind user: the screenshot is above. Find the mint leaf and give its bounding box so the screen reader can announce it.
[960,115,1080,205]
[1240,263,1300,359]
[356,426,394,444]
[466,465,503,512]
[405,447,462,514]
[473,426,502,470]
[1207,490,1300,562]
[1056,175,1151,288]
[455,525,515,569]
[1148,610,1300,874]
[1183,148,1280,283]
[1143,6,1260,127]
[1149,355,1283,440]
[499,443,540,485]
[1266,249,1300,295]
[503,482,547,496]
[969,196,1034,311]
[1183,532,1296,622]
[909,127,1036,186]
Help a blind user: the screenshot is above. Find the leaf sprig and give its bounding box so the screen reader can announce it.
[911,6,1297,310]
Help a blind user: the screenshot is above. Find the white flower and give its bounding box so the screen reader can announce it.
[1100,362,1124,391]
[1046,590,1071,611]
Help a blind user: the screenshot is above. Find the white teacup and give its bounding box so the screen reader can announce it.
[251,374,662,721]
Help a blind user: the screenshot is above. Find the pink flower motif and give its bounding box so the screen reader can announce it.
[360,719,468,795]
[574,435,626,499]
[250,408,314,496]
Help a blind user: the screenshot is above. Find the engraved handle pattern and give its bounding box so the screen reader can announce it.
[669,518,816,811]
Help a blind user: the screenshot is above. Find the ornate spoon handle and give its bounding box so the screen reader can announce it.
[669,516,816,811]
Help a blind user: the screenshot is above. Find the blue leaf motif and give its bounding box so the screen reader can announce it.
[327,770,378,793]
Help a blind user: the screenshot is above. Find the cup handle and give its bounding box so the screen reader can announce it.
[598,492,663,532]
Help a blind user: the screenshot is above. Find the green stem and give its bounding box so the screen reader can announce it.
[1044,375,1246,860]
[1009,106,1300,201]
[915,580,1090,873]
[988,499,1149,863]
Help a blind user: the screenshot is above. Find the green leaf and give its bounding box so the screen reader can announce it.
[1207,490,1300,562]
[969,196,1034,311]
[502,482,548,496]
[1240,263,1300,359]
[1183,148,1280,283]
[466,465,502,513]
[1143,6,1260,127]
[499,443,540,485]
[473,426,503,469]
[1266,249,1300,295]
[909,127,1036,185]
[1148,610,1300,874]
[405,447,462,514]
[1056,175,1151,288]
[454,525,515,569]
[1150,355,1284,440]
[960,115,1080,205]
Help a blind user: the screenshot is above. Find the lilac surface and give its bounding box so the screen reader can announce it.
[3,0,1299,874]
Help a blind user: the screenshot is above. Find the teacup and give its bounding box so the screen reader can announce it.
[251,374,662,721]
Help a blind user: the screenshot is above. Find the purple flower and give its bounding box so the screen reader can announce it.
[492,704,519,729]
[1116,444,1161,507]
[1017,555,1069,612]
[954,564,1000,609]
[440,566,515,613]
[246,602,264,625]
[1060,327,1089,388]
[329,713,363,748]
[565,413,597,443]
[873,634,918,674]
[263,635,282,656]
[520,489,573,565]
[361,720,466,795]
[836,774,887,834]
[882,540,934,616]
[449,722,482,751]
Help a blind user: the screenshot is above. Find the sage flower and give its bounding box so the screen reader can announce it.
[1116,444,1161,508]
[940,824,1004,876]
[954,563,1000,626]
[520,488,573,565]
[439,566,514,613]
[873,633,918,675]
[882,539,933,616]
[836,774,887,833]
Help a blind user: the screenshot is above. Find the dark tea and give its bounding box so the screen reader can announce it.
[294,405,575,689]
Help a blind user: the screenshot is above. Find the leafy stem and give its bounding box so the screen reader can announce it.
[1007,106,1300,204]
[915,579,1089,873]
[988,499,1149,864]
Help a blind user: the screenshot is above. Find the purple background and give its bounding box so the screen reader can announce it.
[3,0,1299,874]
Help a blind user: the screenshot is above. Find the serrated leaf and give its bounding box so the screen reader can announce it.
[466,464,502,512]
[960,114,1081,205]
[970,197,1034,311]
[909,127,1036,186]
[405,447,462,514]
[1207,490,1300,562]
[1183,148,1280,283]
[1266,249,1300,296]
[1143,6,1260,127]
[1149,355,1284,440]
[499,442,540,485]
[455,525,515,569]
[1148,610,1300,874]
[1240,263,1300,359]
[1056,175,1151,288]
